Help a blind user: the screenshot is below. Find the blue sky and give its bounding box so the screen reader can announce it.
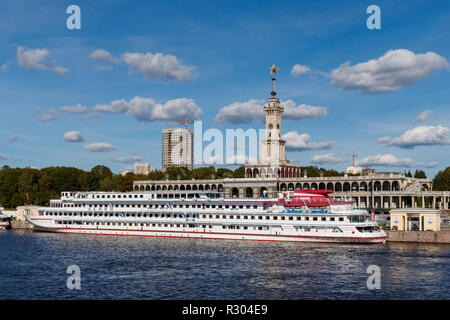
[0,0,449,177]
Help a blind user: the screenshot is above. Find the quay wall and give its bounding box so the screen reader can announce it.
[10,221,32,229]
[386,230,450,244]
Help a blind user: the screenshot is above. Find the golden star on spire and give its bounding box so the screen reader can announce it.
[268,64,279,75]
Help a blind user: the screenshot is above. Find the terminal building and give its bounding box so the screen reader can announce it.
[134,66,449,211]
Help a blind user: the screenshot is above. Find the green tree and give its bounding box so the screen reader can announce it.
[414,170,427,179]
[233,166,245,178]
[433,167,450,191]
[216,168,233,178]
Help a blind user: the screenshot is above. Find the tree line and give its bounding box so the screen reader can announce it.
[0,164,448,208]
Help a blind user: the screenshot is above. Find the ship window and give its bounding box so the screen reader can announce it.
[265,216,270,220]
[305,217,309,221]
[216,215,219,219]
[289,217,293,220]
[258,216,262,220]
[251,216,255,219]
[313,217,318,221]
[339,218,344,221]
[297,217,301,220]
[253,205,257,209]
[322,217,326,221]
[330,217,335,221]
[281,216,285,220]
[273,216,278,220]
[225,205,229,208]
[239,205,243,209]
[246,205,250,209]
[244,216,248,219]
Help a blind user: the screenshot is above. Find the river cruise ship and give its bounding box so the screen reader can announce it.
[25,190,386,244]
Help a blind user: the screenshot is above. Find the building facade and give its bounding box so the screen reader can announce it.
[133,173,448,210]
[162,128,194,170]
[134,162,151,175]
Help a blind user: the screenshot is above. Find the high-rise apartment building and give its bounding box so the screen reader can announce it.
[162,128,194,170]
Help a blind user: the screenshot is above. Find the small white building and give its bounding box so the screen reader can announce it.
[345,166,362,175]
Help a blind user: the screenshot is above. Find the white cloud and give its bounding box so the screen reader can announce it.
[310,153,345,165]
[377,136,391,143]
[94,96,201,122]
[415,110,431,123]
[60,104,89,114]
[89,49,119,64]
[356,153,439,168]
[63,131,84,143]
[112,155,143,163]
[379,125,450,149]
[283,131,333,152]
[215,99,326,124]
[283,100,327,120]
[122,52,195,82]
[291,64,311,77]
[0,153,19,161]
[1,64,8,72]
[17,46,68,76]
[215,99,265,124]
[151,98,202,121]
[37,108,61,121]
[84,142,119,152]
[8,135,22,143]
[93,65,112,71]
[330,49,449,93]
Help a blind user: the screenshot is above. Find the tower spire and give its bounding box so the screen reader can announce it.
[268,64,279,97]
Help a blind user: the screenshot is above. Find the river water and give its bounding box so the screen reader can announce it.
[0,230,448,299]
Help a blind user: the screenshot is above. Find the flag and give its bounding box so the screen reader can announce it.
[26,193,30,201]
[372,208,375,220]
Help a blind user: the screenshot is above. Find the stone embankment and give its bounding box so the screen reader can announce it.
[386,230,450,244]
[10,221,33,229]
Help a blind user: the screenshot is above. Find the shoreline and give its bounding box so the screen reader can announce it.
[386,230,450,244]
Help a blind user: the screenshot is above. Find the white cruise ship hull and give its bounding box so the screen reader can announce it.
[27,217,386,244]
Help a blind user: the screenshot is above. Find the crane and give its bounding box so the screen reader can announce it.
[345,153,357,167]
[157,117,194,129]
